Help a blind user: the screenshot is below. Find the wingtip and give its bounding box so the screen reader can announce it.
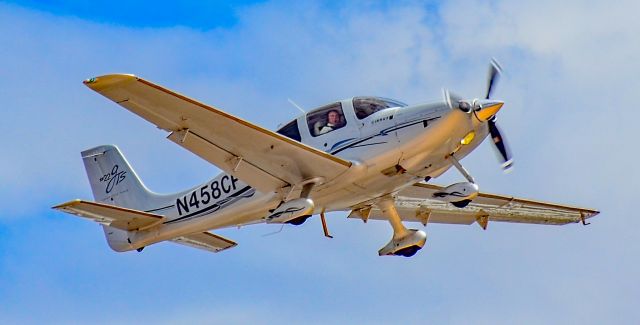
[52,199,82,209]
[83,74,138,91]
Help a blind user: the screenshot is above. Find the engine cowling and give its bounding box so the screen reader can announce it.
[266,198,315,224]
[378,229,427,257]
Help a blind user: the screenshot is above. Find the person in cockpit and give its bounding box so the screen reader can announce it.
[316,109,343,135]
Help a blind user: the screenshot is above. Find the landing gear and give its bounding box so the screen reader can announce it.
[267,178,322,224]
[449,153,475,184]
[376,197,427,257]
[432,182,479,204]
[451,199,472,208]
[286,215,311,225]
[433,154,480,208]
[395,245,421,257]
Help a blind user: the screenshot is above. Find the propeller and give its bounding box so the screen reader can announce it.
[487,116,513,170]
[485,58,502,100]
[484,58,513,171]
[442,59,513,171]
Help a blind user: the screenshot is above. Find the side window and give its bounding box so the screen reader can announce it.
[354,97,394,119]
[307,103,346,137]
[276,120,301,141]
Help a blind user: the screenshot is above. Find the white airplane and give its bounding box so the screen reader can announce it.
[54,60,599,257]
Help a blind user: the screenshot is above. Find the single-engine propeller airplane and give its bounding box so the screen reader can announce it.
[54,60,599,257]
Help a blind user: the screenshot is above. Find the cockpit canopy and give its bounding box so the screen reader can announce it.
[353,97,407,120]
[276,96,408,141]
[276,119,301,141]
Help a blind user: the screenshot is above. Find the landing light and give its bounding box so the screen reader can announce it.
[461,131,475,145]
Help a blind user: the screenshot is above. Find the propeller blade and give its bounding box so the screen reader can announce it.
[488,118,513,170]
[485,58,503,99]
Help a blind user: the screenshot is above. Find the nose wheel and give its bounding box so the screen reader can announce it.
[437,154,479,208]
[451,199,472,208]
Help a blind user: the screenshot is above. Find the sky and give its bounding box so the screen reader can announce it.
[0,0,638,323]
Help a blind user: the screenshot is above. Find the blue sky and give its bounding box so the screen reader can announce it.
[0,0,638,323]
[1,0,263,28]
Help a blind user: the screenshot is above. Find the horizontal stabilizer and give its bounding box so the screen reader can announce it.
[171,232,237,253]
[53,199,164,231]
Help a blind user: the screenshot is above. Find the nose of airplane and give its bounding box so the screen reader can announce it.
[474,100,504,121]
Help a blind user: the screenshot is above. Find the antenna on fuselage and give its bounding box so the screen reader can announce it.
[287,98,306,114]
[262,224,286,237]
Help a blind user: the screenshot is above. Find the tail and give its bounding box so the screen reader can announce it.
[82,145,157,252]
[82,145,154,211]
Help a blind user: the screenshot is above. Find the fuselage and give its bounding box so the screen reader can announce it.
[129,97,489,248]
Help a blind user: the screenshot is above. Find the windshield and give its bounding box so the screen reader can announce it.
[353,97,407,120]
[276,119,301,141]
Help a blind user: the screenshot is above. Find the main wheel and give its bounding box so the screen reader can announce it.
[394,245,421,257]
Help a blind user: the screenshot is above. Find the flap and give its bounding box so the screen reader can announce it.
[53,199,164,231]
[349,183,599,226]
[84,74,352,193]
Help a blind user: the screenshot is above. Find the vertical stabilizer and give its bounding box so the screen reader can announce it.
[82,145,153,211]
[82,145,160,252]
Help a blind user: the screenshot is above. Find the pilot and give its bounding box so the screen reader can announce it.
[316,109,342,135]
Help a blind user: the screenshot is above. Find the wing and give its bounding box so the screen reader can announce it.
[349,183,599,228]
[53,200,164,231]
[171,231,237,253]
[84,74,352,193]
